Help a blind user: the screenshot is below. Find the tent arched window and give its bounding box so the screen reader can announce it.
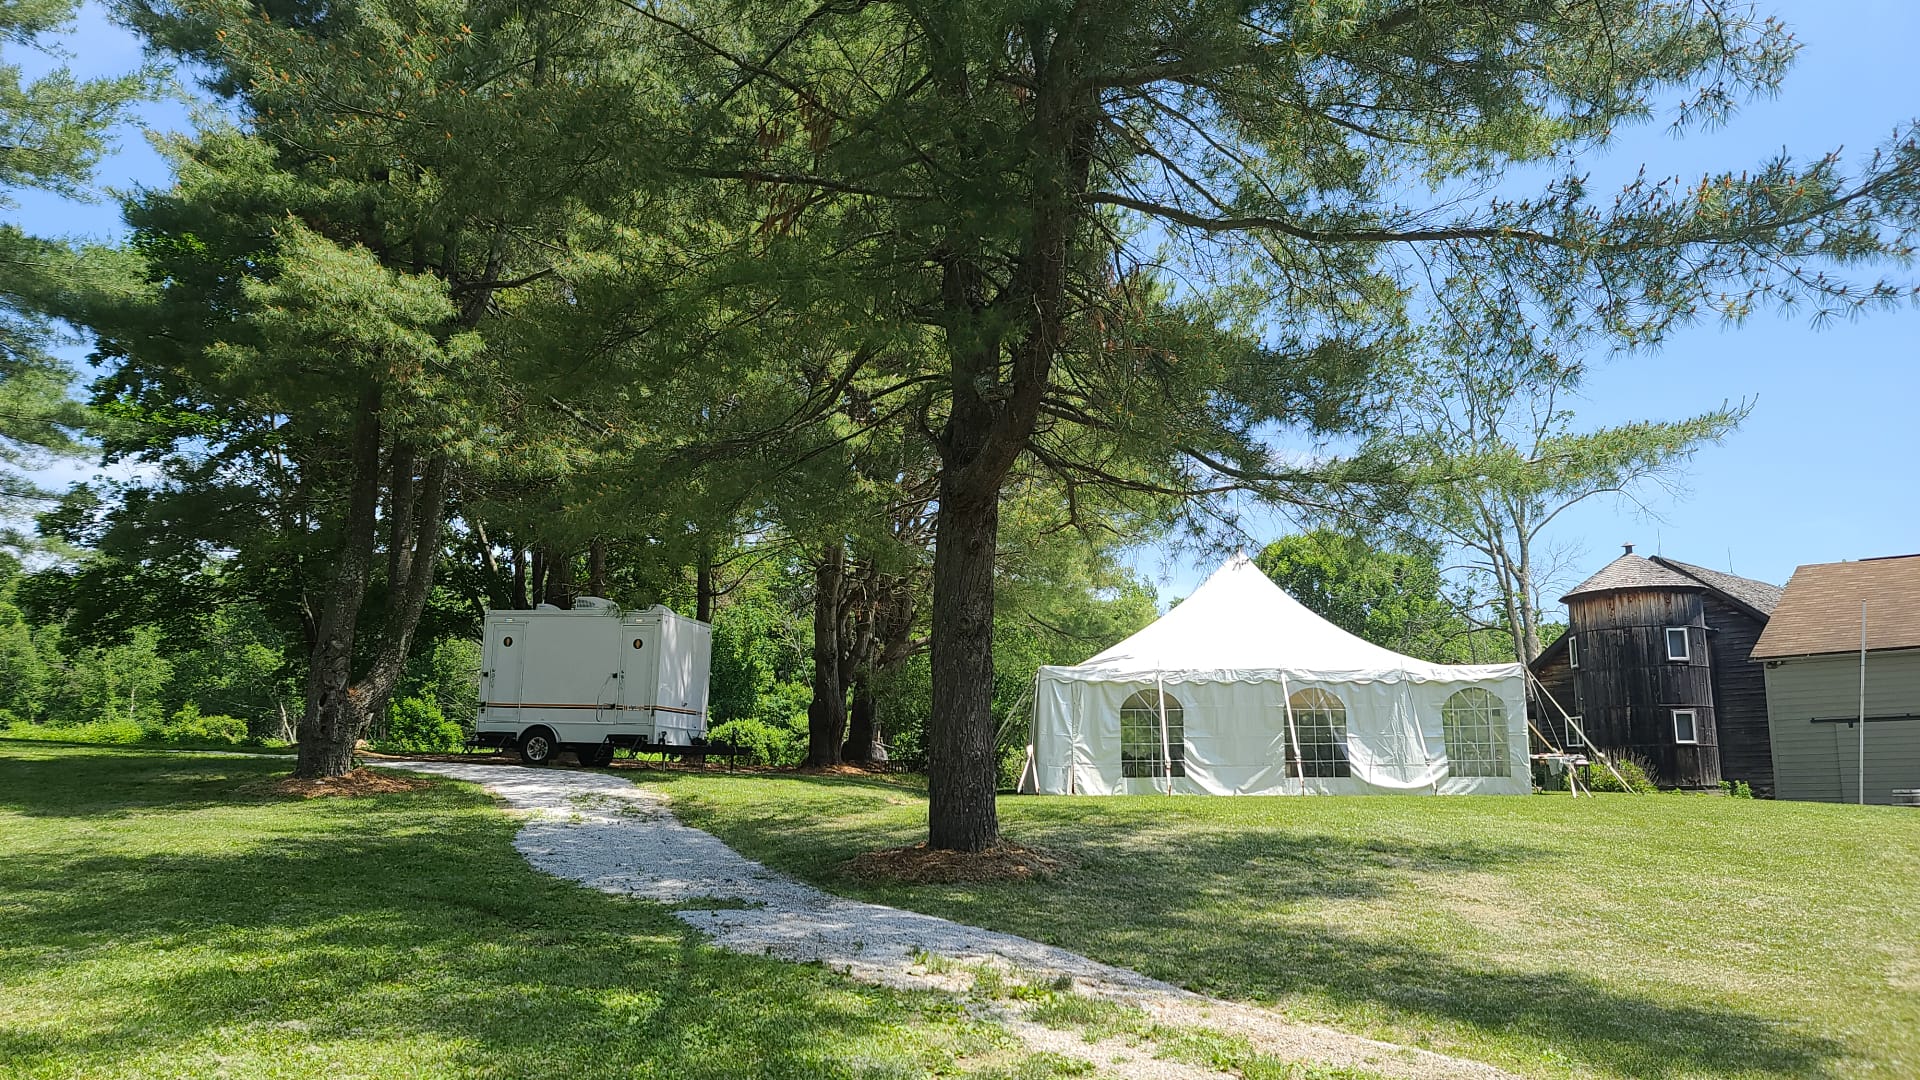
[1442,687,1509,777]
[1120,689,1184,778]
[1287,688,1350,778]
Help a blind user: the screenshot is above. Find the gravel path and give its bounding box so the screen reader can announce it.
[395,761,1520,1080]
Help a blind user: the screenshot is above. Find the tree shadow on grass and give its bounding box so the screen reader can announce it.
[0,755,1010,1080]
[0,747,300,818]
[661,781,1847,1080]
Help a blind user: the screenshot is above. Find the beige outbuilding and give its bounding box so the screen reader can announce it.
[1752,554,1920,804]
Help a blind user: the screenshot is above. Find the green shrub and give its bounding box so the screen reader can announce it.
[381,696,465,753]
[3,717,152,745]
[1720,779,1755,799]
[143,703,249,745]
[1585,753,1658,794]
[706,716,805,766]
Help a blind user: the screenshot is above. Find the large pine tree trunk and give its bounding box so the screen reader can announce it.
[805,545,847,767]
[543,545,575,607]
[695,542,715,623]
[843,675,881,764]
[587,537,608,598]
[927,478,1001,850]
[352,453,452,727]
[295,392,383,780]
[510,546,529,609]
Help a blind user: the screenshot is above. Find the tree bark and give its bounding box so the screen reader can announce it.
[695,541,715,623]
[805,544,848,767]
[530,547,547,607]
[542,545,575,608]
[353,453,452,728]
[295,390,383,779]
[587,537,608,598]
[511,546,529,609]
[843,674,881,764]
[927,478,1001,850]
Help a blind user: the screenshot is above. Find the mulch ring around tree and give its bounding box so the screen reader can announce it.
[844,841,1067,884]
[253,768,434,799]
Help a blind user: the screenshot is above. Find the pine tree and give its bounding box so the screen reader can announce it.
[0,0,151,548]
[637,0,1919,849]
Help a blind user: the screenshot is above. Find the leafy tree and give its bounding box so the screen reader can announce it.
[1256,530,1508,664]
[0,1,151,548]
[94,0,679,777]
[55,624,172,727]
[645,0,1918,849]
[1364,350,1748,664]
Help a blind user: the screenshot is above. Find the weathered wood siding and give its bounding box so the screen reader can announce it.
[1764,649,1920,804]
[1568,589,1721,788]
[1530,646,1578,751]
[1703,594,1775,795]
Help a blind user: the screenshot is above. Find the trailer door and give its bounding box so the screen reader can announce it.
[483,618,528,731]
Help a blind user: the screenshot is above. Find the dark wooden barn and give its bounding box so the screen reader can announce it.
[1530,547,1782,793]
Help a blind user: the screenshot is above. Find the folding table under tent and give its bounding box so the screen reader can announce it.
[1022,554,1530,796]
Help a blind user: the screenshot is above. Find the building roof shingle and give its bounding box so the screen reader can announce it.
[1750,554,1920,659]
[1560,552,1702,602]
[1651,557,1785,617]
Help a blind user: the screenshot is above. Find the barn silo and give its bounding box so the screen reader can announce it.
[1560,545,1722,789]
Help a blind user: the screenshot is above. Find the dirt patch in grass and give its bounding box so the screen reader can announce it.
[256,768,434,799]
[791,763,887,777]
[845,841,1066,884]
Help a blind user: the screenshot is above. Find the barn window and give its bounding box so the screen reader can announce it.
[1665,627,1690,661]
[1567,634,1579,669]
[1442,687,1509,778]
[1287,688,1351,778]
[1673,709,1699,744]
[1120,689,1184,778]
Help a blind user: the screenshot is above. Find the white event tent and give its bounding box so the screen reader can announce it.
[1022,554,1530,796]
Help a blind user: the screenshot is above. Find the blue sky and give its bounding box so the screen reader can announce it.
[15,2,1920,611]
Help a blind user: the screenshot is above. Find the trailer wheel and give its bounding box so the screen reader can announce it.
[518,728,557,765]
[577,742,614,768]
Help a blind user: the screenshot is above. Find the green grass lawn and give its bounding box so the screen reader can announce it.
[0,745,1081,1080]
[645,771,1920,1080]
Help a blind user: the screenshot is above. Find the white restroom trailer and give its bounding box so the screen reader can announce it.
[471,597,713,765]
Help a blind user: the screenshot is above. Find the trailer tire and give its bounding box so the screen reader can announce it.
[577,741,614,768]
[518,728,558,766]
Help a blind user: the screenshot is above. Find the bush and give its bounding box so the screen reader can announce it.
[143,703,249,745]
[0,712,252,747]
[1585,752,1658,794]
[707,716,805,766]
[381,696,465,753]
[1720,779,1755,799]
[1,717,146,745]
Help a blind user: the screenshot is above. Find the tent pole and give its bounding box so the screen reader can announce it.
[1527,669,1637,794]
[1156,671,1173,795]
[1281,674,1300,784]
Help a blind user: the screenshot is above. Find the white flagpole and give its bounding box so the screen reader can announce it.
[1859,601,1867,807]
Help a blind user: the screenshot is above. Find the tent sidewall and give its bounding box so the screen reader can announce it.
[1032,668,1528,797]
